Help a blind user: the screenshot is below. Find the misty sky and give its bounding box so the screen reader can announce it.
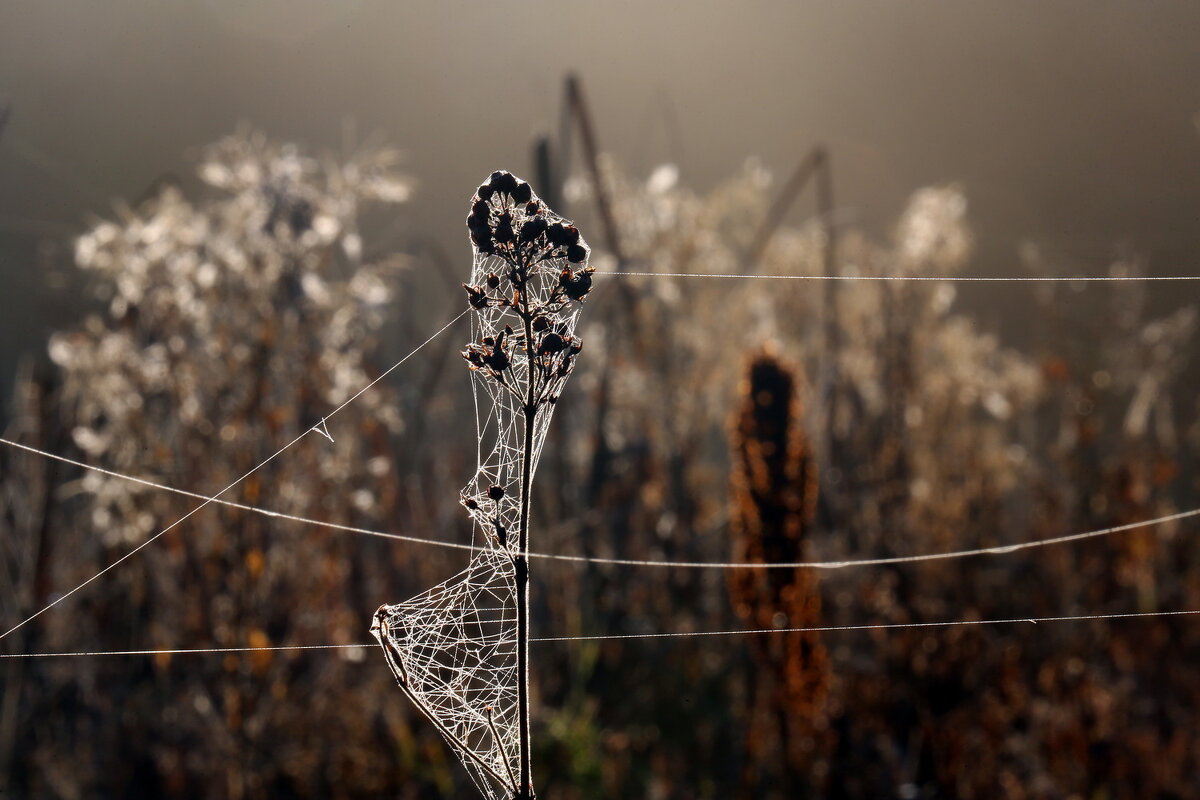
[2,1,1199,392]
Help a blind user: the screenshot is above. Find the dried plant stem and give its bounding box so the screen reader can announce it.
[559,74,641,318]
[745,146,825,271]
[816,150,840,494]
[384,169,590,799]
[516,309,537,800]
[728,351,829,792]
[745,146,841,512]
[488,706,519,792]
[565,74,624,264]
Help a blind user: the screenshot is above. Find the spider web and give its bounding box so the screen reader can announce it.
[373,171,591,799]
[372,548,519,796]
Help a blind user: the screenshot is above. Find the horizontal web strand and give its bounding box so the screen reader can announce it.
[604,270,1200,283]
[3,436,1196,572]
[4,608,1199,659]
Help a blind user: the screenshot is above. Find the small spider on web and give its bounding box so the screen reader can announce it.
[372,170,594,800]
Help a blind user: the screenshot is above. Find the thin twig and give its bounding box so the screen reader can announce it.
[487,705,518,793]
[515,297,537,800]
[744,146,826,272]
[565,74,624,265]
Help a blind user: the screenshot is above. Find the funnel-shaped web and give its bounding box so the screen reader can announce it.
[373,171,593,799]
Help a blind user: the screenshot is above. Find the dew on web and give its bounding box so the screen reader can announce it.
[372,170,594,799]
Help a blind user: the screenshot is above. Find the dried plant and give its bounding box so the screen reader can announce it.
[2,127,1199,799]
[727,349,829,794]
[546,157,1198,798]
[373,171,594,800]
[0,130,451,798]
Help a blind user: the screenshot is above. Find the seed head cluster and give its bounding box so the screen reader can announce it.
[456,170,593,546]
[460,170,592,403]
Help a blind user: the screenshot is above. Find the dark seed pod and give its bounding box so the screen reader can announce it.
[520,217,548,243]
[477,239,496,255]
[512,182,532,203]
[463,283,489,309]
[526,202,541,215]
[486,272,500,288]
[561,225,580,245]
[545,223,570,246]
[495,224,515,244]
[464,497,480,510]
[466,212,485,233]
[532,315,550,332]
[560,266,594,301]
[490,171,518,195]
[477,185,494,201]
[566,244,588,263]
[483,346,510,372]
[488,485,506,500]
[538,331,567,355]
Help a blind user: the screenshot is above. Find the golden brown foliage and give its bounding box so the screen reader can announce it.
[727,349,830,794]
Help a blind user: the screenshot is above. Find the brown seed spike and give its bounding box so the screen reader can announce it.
[728,350,829,774]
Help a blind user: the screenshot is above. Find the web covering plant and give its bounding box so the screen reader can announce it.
[372,171,593,800]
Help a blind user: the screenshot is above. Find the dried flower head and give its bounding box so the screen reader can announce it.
[458,170,593,412]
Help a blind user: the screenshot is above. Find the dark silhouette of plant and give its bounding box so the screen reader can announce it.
[727,349,830,796]
[3,129,1200,799]
[374,170,593,800]
[0,130,448,799]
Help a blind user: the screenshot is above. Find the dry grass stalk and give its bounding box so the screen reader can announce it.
[728,348,830,793]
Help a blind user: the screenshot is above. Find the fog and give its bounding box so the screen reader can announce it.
[5,6,1200,797]
[2,1,1199,391]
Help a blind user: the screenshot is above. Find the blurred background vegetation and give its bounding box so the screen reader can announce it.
[2,3,1200,798]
